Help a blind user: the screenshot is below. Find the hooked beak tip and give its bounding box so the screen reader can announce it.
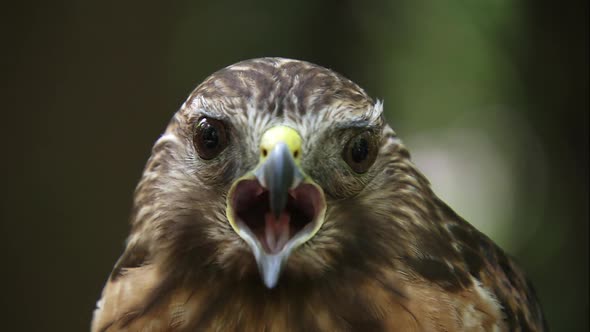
[270,198,286,220]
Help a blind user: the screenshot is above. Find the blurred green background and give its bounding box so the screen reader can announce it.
[2,1,587,331]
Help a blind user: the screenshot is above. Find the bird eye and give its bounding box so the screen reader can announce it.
[193,117,229,160]
[343,131,378,173]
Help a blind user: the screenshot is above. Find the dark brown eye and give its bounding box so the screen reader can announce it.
[343,132,378,173]
[193,117,228,160]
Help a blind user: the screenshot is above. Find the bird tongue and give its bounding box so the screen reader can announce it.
[264,211,291,254]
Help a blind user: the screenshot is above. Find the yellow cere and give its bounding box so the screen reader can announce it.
[259,126,302,163]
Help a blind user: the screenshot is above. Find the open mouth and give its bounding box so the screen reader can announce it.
[230,179,324,254]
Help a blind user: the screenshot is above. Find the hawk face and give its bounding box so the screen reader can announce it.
[131,58,399,289]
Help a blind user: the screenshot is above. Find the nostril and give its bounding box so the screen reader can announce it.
[293,150,299,158]
[262,148,268,157]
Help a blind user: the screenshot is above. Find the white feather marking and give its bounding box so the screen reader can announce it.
[470,277,503,331]
[156,133,181,146]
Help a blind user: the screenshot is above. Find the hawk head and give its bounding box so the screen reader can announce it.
[99,58,546,332]
[125,58,411,288]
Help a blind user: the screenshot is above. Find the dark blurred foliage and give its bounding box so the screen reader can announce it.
[0,1,587,331]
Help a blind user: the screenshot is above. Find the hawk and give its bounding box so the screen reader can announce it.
[92,58,547,331]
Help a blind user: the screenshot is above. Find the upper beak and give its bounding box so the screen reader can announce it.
[254,142,304,218]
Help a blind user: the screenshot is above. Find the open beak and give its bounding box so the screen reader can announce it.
[226,126,326,288]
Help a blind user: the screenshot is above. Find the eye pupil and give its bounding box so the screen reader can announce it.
[202,125,219,149]
[351,138,369,163]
